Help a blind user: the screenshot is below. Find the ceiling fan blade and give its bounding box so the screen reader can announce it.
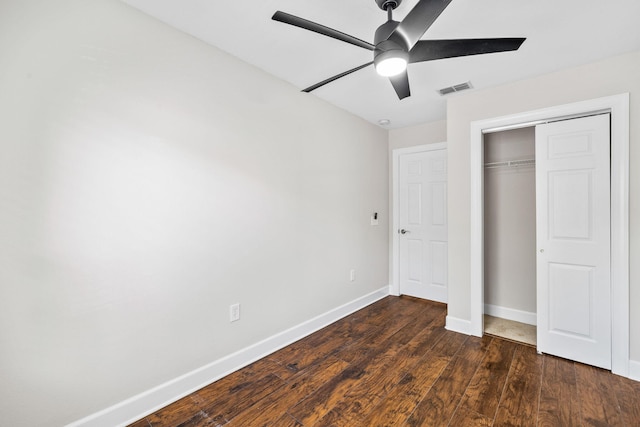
[409,38,526,63]
[389,70,411,100]
[388,0,453,50]
[273,11,375,51]
[303,62,374,93]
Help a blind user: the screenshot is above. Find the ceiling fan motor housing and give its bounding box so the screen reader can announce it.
[374,20,409,68]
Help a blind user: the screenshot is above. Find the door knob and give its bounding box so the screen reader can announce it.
[399,229,410,234]
[539,249,544,253]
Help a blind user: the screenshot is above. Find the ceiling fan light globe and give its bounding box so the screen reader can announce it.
[374,47,409,77]
[375,56,407,76]
[375,57,407,76]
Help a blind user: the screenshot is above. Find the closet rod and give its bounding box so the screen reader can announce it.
[484,158,535,169]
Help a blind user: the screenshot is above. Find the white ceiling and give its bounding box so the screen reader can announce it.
[121,0,640,129]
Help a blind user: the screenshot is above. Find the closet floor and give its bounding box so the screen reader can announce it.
[484,315,536,347]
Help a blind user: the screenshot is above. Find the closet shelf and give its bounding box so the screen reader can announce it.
[484,158,535,169]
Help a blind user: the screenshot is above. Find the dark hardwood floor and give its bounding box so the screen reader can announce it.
[129,296,640,426]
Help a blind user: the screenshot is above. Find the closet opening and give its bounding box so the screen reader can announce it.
[483,127,536,346]
[468,94,629,376]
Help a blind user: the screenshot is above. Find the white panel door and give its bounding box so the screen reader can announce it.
[536,114,611,369]
[398,149,448,302]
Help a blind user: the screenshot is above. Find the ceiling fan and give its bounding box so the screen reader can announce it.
[272,0,525,99]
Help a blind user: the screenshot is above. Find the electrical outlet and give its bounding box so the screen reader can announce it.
[350,269,356,282]
[230,303,240,322]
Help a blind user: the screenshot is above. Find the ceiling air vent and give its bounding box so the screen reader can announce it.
[438,81,473,96]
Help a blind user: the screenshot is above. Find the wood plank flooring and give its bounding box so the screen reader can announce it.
[129,296,640,427]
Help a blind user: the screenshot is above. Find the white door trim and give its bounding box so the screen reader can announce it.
[469,93,629,377]
[391,142,447,297]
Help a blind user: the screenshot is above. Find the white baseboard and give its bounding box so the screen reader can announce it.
[445,315,472,335]
[67,286,390,427]
[629,360,640,382]
[484,304,537,326]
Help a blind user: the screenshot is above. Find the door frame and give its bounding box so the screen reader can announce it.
[391,142,447,297]
[469,93,629,376]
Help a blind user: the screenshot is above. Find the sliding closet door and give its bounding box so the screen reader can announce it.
[536,114,611,369]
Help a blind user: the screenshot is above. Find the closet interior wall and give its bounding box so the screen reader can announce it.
[483,127,537,323]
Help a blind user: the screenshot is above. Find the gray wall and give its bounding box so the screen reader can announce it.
[389,120,447,152]
[0,1,389,425]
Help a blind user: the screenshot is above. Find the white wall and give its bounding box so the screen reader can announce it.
[0,1,389,425]
[483,128,536,314]
[447,50,640,360]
